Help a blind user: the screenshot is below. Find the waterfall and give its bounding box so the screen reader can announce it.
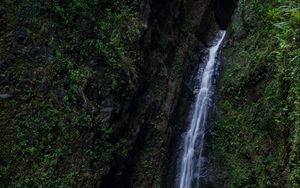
[177,31,226,188]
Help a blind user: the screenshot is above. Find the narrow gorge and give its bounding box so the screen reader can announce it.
[176,31,225,188]
[0,0,299,188]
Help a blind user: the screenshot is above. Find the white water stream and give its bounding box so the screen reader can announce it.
[177,31,226,188]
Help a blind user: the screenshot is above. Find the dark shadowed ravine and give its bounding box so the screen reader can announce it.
[5,1,300,188]
[175,31,226,188]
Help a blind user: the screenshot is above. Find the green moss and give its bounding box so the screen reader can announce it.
[213,0,300,187]
[171,48,185,80]
[0,0,142,186]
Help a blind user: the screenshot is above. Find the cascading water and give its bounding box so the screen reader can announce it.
[177,31,226,188]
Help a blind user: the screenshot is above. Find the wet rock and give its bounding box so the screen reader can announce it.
[28,47,40,58]
[0,94,12,99]
[12,48,22,56]
[42,47,56,61]
[36,82,50,96]
[88,56,107,72]
[27,46,55,60]
[116,66,130,83]
[0,61,7,70]
[214,0,237,29]
[0,74,12,85]
[18,14,26,22]
[94,96,114,126]
[233,30,247,41]
[56,87,67,102]
[15,30,27,45]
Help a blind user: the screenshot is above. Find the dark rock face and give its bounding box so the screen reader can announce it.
[214,0,238,29]
[163,44,205,188]
[100,0,236,188]
[0,0,236,187]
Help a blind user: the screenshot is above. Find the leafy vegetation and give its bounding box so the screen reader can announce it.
[213,0,300,187]
[2,0,298,187]
[0,0,141,187]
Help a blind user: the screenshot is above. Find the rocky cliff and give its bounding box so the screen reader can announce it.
[212,0,300,187]
[0,0,236,187]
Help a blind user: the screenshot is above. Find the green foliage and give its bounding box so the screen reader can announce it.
[170,33,196,80]
[213,0,300,187]
[171,48,185,80]
[0,0,141,187]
